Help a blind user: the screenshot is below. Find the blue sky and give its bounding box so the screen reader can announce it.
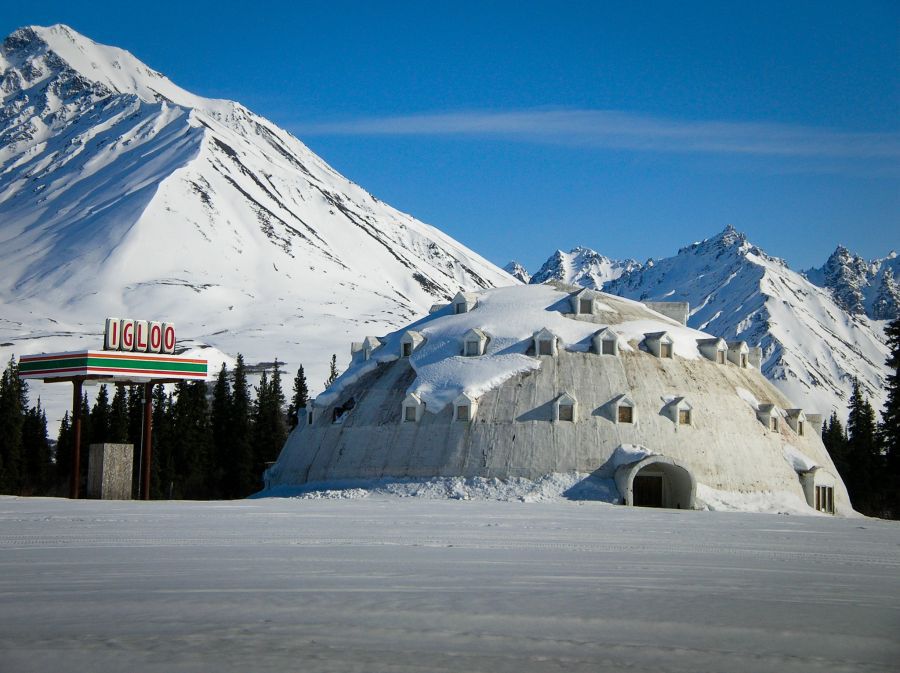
[1,0,897,271]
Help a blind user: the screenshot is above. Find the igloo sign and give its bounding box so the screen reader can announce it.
[104,318,176,354]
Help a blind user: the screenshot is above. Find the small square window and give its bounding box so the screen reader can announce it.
[456,405,470,421]
[455,304,465,314]
[602,340,616,355]
[678,409,691,425]
[539,340,553,356]
[558,404,574,421]
[465,341,480,356]
[618,405,633,423]
[579,299,592,314]
[660,343,673,358]
[404,406,417,422]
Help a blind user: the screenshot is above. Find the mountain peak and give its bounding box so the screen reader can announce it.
[1,24,213,109]
[503,261,531,284]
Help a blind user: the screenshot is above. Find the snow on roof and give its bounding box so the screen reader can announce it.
[782,444,818,473]
[318,285,721,411]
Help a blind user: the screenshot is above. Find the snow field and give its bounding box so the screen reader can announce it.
[0,497,897,673]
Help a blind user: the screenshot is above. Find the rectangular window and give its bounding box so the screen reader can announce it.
[618,406,633,423]
[717,351,725,364]
[602,340,616,355]
[404,406,416,422]
[798,421,804,436]
[559,404,574,421]
[579,299,592,314]
[660,343,672,358]
[455,304,464,314]
[456,405,469,421]
[465,341,480,356]
[816,486,834,514]
[307,412,313,425]
[402,343,412,357]
[678,409,691,425]
[539,340,553,355]
[741,354,748,368]
[771,417,778,431]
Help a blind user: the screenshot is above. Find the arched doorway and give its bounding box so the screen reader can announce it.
[615,456,695,509]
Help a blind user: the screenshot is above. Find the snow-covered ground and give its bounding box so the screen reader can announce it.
[1,497,897,672]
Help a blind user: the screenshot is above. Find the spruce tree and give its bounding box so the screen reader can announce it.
[226,354,254,497]
[822,411,849,478]
[56,411,73,494]
[209,363,232,499]
[108,384,129,443]
[288,365,309,429]
[325,354,338,388]
[846,378,880,515]
[878,316,900,517]
[167,381,211,499]
[89,384,111,444]
[252,361,288,485]
[21,399,50,495]
[0,357,25,493]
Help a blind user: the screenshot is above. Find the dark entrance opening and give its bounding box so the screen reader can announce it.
[633,474,663,507]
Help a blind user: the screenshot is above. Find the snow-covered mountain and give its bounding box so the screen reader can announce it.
[502,260,531,284]
[528,247,642,289]
[805,246,900,321]
[525,226,890,419]
[0,24,514,425]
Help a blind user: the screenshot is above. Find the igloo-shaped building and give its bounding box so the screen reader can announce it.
[266,284,851,514]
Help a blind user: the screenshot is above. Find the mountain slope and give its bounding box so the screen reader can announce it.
[805,246,900,321]
[530,227,889,419]
[0,24,514,424]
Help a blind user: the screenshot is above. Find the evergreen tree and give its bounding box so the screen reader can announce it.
[167,381,211,499]
[55,411,73,494]
[822,411,849,478]
[252,361,288,485]
[878,316,900,517]
[225,354,254,497]
[846,378,880,515]
[147,384,170,499]
[325,354,338,388]
[288,365,309,429]
[21,399,50,495]
[89,384,111,444]
[209,363,232,499]
[108,385,129,443]
[0,356,26,493]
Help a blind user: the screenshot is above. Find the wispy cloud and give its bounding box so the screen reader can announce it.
[292,109,900,161]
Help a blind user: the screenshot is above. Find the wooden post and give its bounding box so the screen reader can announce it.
[141,381,153,500]
[70,378,83,499]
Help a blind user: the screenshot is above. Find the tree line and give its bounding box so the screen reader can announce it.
[0,353,322,500]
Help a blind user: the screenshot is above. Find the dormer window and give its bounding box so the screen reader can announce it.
[452,291,477,314]
[401,393,424,423]
[785,409,807,436]
[665,397,692,426]
[645,332,674,359]
[697,338,727,364]
[618,405,633,423]
[533,328,558,357]
[727,340,750,368]
[554,393,577,423]
[771,417,779,431]
[453,393,477,423]
[400,330,425,358]
[593,328,619,356]
[798,420,804,436]
[570,288,602,315]
[461,329,489,357]
[757,403,782,431]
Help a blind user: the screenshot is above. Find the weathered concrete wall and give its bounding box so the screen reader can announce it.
[268,299,852,514]
[87,444,133,500]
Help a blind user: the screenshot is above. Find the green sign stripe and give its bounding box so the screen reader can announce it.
[86,357,207,373]
[19,356,207,374]
[20,357,88,372]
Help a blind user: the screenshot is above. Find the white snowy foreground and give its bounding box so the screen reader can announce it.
[1,497,898,673]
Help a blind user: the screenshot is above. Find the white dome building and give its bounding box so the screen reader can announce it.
[266,284,850,514]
